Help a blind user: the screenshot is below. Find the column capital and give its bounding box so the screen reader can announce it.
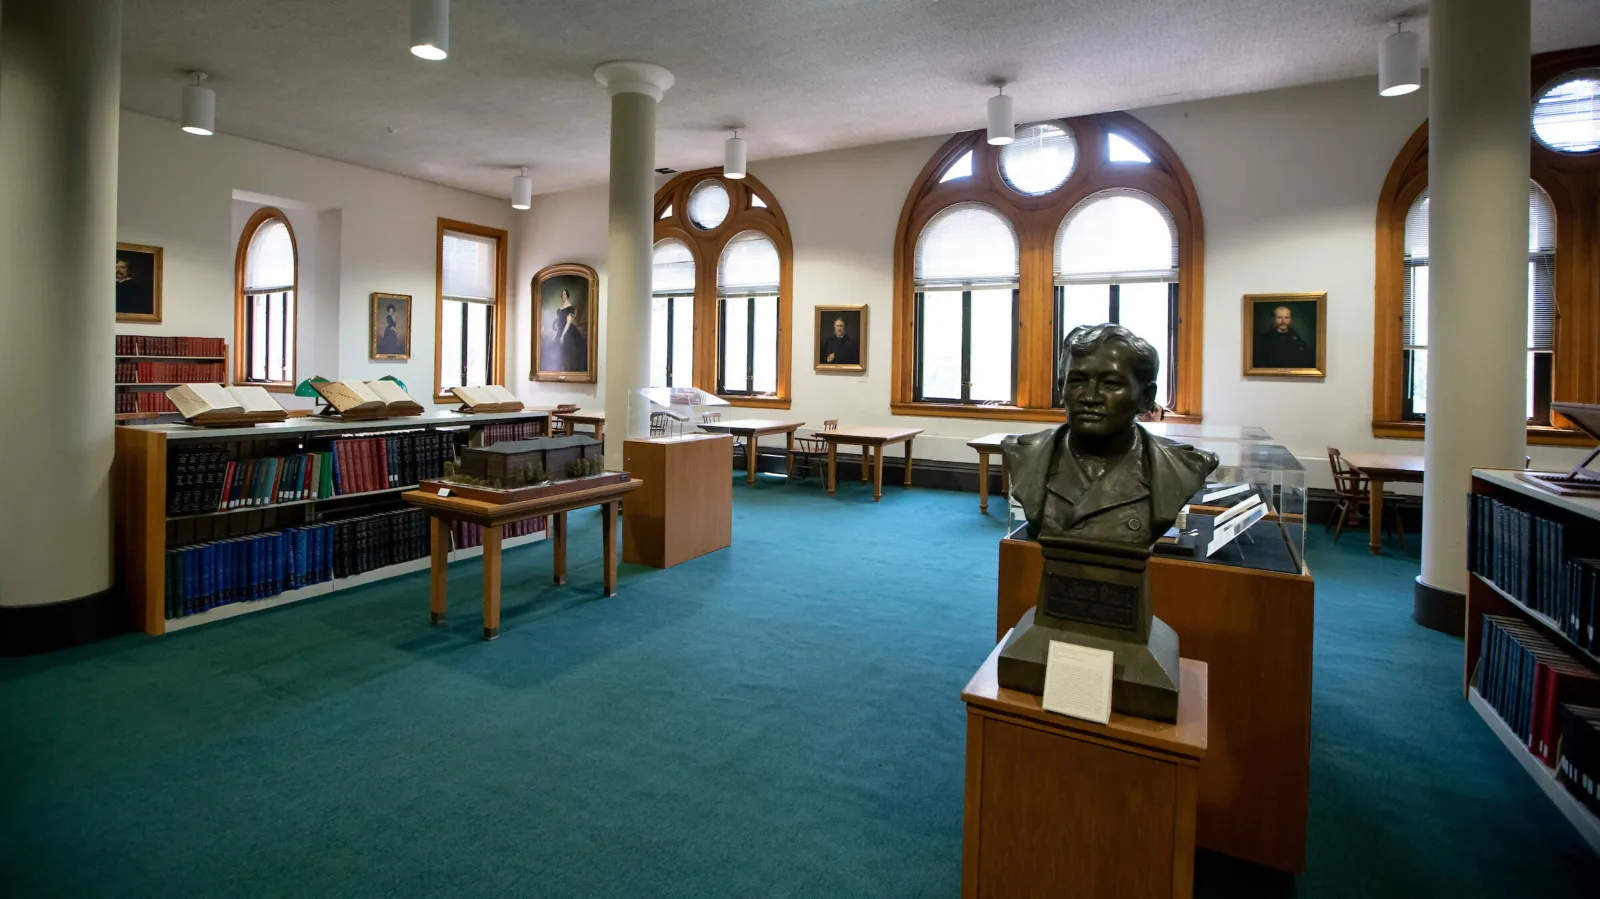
[593,61,675,102]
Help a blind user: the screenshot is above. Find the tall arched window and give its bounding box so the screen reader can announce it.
[650,239,696,388]
[654,171,793,407]
[892,113,1203,420]
[234,208,297,386]
[913,203,1019,403]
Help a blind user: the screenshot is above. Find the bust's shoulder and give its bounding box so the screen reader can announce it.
[1003,427,1060,449]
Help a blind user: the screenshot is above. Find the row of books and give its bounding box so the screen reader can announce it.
[116,335,226,357]
[164,525,333,619]
[1469,494,1599,654]
[479,420,547,445]
[329,433,455,495]
[166,433,457,514]
[331,508,431,579]
[116,392,178,414]
[451,517,544,549]
[1559,705,1600,817]
[116,361,226,384]
[1477,614,1600,769]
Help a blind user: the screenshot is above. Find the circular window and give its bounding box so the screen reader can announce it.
[999,122,1078,196]
[687,180,731,230]
[1532,70,1600,154]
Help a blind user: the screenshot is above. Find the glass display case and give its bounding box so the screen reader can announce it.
[1143,421,1271,443]
[626,386,731,440]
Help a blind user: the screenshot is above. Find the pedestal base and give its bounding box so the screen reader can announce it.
[998,607,1181,723]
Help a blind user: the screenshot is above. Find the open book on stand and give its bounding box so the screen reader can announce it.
[165,384,289,426]
[452,385,524,413]
[312,380,425,419]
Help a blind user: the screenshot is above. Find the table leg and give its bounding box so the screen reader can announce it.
[904,438,914,487]
[861,445,871,482]
[873,445,885,502]
[828,444,838,496]
[595,422,604,443]
[552,511,568,584]
[1000,459,1009,500]
[482,524,502,640]
[978,452,990,514]
[602,500,619,597]
[785,431,795,477]
[747,434,758,487]
[1368,477,1384,555]
[429,517,449,625]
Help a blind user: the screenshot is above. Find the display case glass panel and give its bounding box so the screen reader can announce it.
[626,386,731,440]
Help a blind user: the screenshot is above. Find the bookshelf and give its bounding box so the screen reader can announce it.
[114,335,229,418]
[1466,468,1600,855]
[114,409,553,636]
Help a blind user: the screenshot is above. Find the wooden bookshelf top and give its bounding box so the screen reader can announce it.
[117,408,552,441]
[1474,468,1600,522]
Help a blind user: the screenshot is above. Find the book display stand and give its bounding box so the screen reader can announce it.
[451,385,525,414]
[1520,403,1600,498]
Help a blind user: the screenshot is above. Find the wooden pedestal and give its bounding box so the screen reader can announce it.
[622,434,733,568]
[997,538,1314,873]
[963,639,1208,899]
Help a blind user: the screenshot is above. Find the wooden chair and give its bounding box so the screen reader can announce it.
[700,412,722,424]
[1326,446,1405,548]
[649,411,670,437]
[789,420,837,484]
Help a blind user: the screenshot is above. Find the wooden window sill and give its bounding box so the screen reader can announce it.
[1372,420,1595,447]
[890,402,1201,425]
[238,381,296,394]
[719,395,792,411]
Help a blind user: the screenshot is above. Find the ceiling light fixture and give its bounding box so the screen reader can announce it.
[511,168,532,210]
[1378,18,1421,97]
[987,83,1014,146]
[724,129,748,180]
[181,71,215,136]
[410,0,449,61]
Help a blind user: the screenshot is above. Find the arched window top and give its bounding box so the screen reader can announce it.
[653,238,695,295]
[244,217,295,291]
[914,202,1019,288]
[1055,189,1177,281]
[999,122,1078,196]
[1107,133,1152,163]
[718,230,780,294]
[688,180,730,230]
[1404,180,1556,261]
[1533,70,1600,154]
[939,150,974,183]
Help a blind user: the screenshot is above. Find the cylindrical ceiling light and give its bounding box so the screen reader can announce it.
[410,0,449,60]
[1379,19,1421,97]
[724,130,747,179]
[181,71,215,136]
[511,168,532,210]
[987,83,1014,145]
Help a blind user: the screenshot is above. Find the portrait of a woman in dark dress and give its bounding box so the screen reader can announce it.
[545,290,588,372]
[532,265,599,382]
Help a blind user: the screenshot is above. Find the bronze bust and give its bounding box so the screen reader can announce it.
[998,324,1217,721]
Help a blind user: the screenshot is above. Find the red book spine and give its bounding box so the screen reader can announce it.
[334,440,347,494]
[361,439,376,494]
[378,439,390,491]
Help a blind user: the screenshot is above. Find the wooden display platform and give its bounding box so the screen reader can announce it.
[621,434,732,568]
[417,472,629,505]
[962,636,1208,899]
[997,537,1314,873]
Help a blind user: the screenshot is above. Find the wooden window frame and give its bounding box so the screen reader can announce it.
[654,170,794,410]
[433,218,509,403]
[891,112,1206,423]
[233,207,299,391]
[1373,46,1600,447]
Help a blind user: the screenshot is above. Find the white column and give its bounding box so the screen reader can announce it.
[0,1,121,616]
[1419,0,1530,627]
[594,61,674,470]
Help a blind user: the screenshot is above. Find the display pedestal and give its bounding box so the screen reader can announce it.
[622,434,732,568]
[997,537,1314,873]
[962,636,1208,899]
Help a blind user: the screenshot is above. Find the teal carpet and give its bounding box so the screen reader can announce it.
[2,480,1596,897]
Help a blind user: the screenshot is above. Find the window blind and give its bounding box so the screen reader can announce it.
[717,230,780,294]
[653,239,695,294]
[244,220,295,291]
[913,202,1019,289]
[1055,189,1177,284]
[441,230,497,302]
[999,122,1078,196]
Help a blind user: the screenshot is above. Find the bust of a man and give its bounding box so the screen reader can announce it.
[1004,324,1217,547]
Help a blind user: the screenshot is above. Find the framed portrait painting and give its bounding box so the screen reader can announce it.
[115,243,163,323]
[370,292,412,360]
[531,263,599,383]
[815,304,867,372]
[1242,292,1326,378]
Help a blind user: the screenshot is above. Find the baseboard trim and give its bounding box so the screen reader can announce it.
[0,585,123,656]
[1413,577,1465,637]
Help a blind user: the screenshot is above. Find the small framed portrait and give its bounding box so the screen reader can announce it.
[370,292,413,360]
[1243,292,1326,378]
[815,304,867,372]
[532,263,599,383]
[115,243,163,323]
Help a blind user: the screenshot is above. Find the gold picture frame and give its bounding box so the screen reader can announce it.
[370,292,413,361]
[531,263,599,383]
[1242,292,1326,378]
[815,304,867,373]
[115,242,163,323]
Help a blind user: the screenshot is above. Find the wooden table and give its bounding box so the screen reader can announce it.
[695,418,804,486]
[963,635,1208,898]
[967,432,1017,514]
[403,478,641,640]
[1342,452,1424,554]
[819,426,924,502]
[554,410,605,442]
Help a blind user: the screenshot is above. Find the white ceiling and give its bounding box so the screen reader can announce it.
[119,0,1600,199]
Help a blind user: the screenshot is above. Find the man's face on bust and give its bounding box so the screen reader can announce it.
[1274,307,1292,333]
[834,319,846,338]
[1063,343,1147,441]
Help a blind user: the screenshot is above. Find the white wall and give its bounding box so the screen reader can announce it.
[511,76,1590,483]
[117,110,510,407]
[507,186,609,410]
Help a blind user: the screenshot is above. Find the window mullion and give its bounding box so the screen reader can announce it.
[961,289,974,404]
[746,296,757,393]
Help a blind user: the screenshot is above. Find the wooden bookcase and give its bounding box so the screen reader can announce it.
[114,409,553,636]
[114,340,229,420]
[1466,468,1600,855]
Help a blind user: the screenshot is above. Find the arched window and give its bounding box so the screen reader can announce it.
[650,239,696,388]
[1373,47,1600,443]
[654,171,793,407]
[234,208,297,386]
[892,113,1203,420]
[912,203,1019,403]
